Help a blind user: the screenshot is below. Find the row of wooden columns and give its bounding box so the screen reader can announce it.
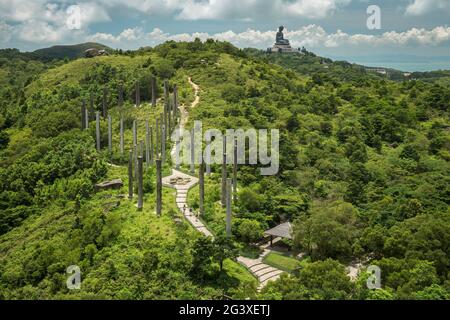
[81,76,161,131]
[196,136,238,237]
[82,78,179,215]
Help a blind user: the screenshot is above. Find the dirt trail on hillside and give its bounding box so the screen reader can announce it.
[179,76,200,129]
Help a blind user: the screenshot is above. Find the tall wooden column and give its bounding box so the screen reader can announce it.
[150,126,154,166]
[128,150,133,199]
[199,162,205,217]
[108,115,112,153]
[85,108,89,130]
[120,118,124,155]
[221,136,227,207]
[95,112,101,151]
[145,121,150,168]
[173,85,178,124]
[137,156,144,211]
[226,178,232,237]
[233,138,238,200]
[156,159,162,216]
[190,128,195,174]
[133,120,137,146]
[161,124,166,163]
[89,92,95,121]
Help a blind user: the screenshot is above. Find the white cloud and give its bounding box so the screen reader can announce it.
[88,27,144,43]
[0,22,13,43]
[88,25,450,50]
[0,0,47,22]
[18,20,65,43]
[95,0,352,20]
[285,0,352,19]
[0,1,111,45]
[176,0,353,20]
[405,0,450,16]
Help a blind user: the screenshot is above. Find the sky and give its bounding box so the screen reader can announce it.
[0,0,449,71]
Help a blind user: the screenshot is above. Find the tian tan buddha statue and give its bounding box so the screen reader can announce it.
[275,26,290,45]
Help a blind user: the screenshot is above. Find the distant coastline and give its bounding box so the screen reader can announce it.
[328,55,450,72]
[351,61,450,73]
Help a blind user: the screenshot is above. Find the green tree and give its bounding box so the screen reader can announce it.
[237,219,263,244]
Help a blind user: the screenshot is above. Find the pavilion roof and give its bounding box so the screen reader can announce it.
[264,222,293,240]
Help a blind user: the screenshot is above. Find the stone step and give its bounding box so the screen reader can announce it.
[250,264,273,273]
[191,220,204,228]
[237,257,263,269]
[197,226,213,237]
[259,270,284,283]
[254,266,278,277]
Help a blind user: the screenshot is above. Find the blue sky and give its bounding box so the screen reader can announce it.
[0,0,449,71]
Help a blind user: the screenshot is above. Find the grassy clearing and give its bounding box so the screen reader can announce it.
[263,252,299,273]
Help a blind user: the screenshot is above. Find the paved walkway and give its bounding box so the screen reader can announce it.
[164,76,284,290]
[237,250,284,291]
[162,169,213,237]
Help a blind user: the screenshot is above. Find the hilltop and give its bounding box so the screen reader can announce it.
[31,42,112,61]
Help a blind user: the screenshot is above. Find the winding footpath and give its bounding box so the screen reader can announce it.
[163,77,284,290]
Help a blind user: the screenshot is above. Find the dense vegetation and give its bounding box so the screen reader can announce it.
[0,39,449,300]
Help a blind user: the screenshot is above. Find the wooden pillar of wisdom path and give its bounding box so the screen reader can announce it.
[160,115,166,163]
[173,85,179,124]
[145,121,150,168]
[199,161,205,216]
[205,134,211,176]
[120,118,124,155]
[163,80,169,135]
[133,144,138,182]
[128,150,133,199]
[108,115,112,153]
[89,92,95,121]
[221,135,227,207]
[156,159,162,216]
[226,178,232,237]
[96,112,101,151]
[85,107,89,130]
[150,126,154,166]
[155,118,159,158]
[133,120,137,146]
[190,128,195,174]
[137,156,144,211]
[168,99,172,135]
[233,138,238,200]
[140,140,144,160]
[151,76,157,108]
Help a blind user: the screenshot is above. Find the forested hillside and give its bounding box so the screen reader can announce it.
[0,39,449,300]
